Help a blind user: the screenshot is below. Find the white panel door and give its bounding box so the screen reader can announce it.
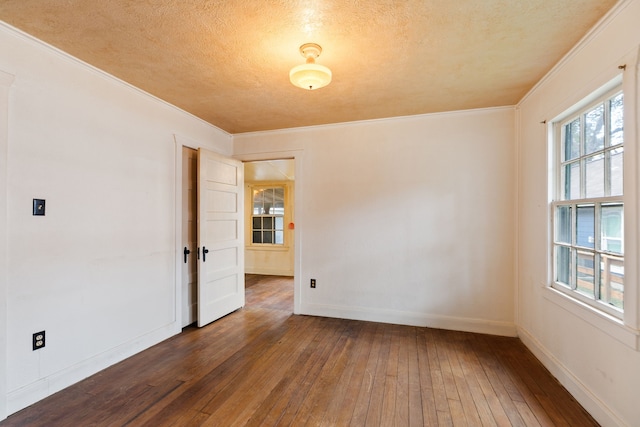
[197,148,244,327]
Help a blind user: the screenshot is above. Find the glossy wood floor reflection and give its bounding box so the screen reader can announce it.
[1,275,598,426]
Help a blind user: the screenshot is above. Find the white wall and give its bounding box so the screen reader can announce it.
[0,68,15,422]
[235,107,516,335]
[516,1,640,426]
[0,22,232,418]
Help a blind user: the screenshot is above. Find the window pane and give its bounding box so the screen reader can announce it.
[577,252,595,297]
[263,231,273,244]
[576,205,595,248]
[584,104,604,154]
[555,205,572,244]
[262,189,273,214]
[610,93,624,146]
[601,204,623,254]
[274,187,284,200]
[264,188,274,203]
[252,231,262,243]
[562,162,580,200]
[275,231,284,244]
[555,245,571,286]
[585,154,604,198]
[253,190,264,215]
[253,186,285,216]
[563,118,581,161]
[275,216,284,230]
[273,187,285,215]
[610,146,623,196]
[600,255,623,310]
[263,216,273,230]
[252,217,262,230]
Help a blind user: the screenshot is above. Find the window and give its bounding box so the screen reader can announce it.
[552,88,624,316]
[251,186,285,245]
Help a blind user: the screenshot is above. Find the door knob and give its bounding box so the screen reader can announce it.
[203,246,209,262]
[183,247,191,263]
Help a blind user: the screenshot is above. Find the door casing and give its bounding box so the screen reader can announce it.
[174,139,305,329]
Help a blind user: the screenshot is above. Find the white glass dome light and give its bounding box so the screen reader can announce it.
[289,43,332,90]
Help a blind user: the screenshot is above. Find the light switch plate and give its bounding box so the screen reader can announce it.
[33,199,45,216]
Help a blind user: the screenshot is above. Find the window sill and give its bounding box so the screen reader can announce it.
[246,245,290,252]
[543,285,639,350]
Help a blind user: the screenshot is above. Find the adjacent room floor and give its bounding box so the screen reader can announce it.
[1,275,598,426]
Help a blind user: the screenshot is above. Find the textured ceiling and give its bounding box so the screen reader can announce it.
[0,0,618,134]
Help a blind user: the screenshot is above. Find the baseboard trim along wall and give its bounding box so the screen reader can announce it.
[7,323,178,416]
[517,326,624,427]
[300,303,517,337]
[245,268,293,276]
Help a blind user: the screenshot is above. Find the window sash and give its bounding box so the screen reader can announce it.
[250,185,286,246]
[551,86,624,318]
[557,91,623,201]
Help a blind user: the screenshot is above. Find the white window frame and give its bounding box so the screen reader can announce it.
[248,184,289,248]
[551,86,624,319]
[546,58,640,349]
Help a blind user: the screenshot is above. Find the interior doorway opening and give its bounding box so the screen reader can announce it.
[181,146,198,327]
[244,159,295,279]
[180,155,295,328]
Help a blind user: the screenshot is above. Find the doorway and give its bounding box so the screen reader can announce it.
[180,152,296,327]
[244,159,295,277]
[181,146,197,327]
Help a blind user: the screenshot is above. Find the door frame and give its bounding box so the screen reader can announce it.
[234,150,304,315]
[0,69,15,422]
[174,138,305,327]
[180,146,198,327]
[173,134,235,332]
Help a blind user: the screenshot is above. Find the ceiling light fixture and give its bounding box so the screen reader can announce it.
[289,43,332,90]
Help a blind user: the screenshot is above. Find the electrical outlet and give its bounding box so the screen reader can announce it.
[310,279,316,288]
[33,331,45,351]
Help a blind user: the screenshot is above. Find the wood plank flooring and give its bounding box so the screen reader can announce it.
[1,275,599,426]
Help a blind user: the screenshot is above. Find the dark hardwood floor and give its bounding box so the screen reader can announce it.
[1,274,598,426]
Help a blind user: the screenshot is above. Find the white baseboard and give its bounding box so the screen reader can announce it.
[245,268,293,276]
[7,322,179,416]
[299,303,517,337]
[517,326,626,427]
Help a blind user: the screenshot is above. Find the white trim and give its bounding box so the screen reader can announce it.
[7,323,176,416]
[544,46,640,337]
[300,302,517,337]
[0,69,15,422]
[514,106,522,327]
[173,138,184,334]
[624,45,640,330]
[246,245,290,252]
[543,286,639,349]
[518,326,629,427]
[245,268,294,276]
[233,106,515,136]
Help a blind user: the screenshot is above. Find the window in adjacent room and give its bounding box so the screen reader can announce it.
[551,87,624,317]
[251,186,285,245]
